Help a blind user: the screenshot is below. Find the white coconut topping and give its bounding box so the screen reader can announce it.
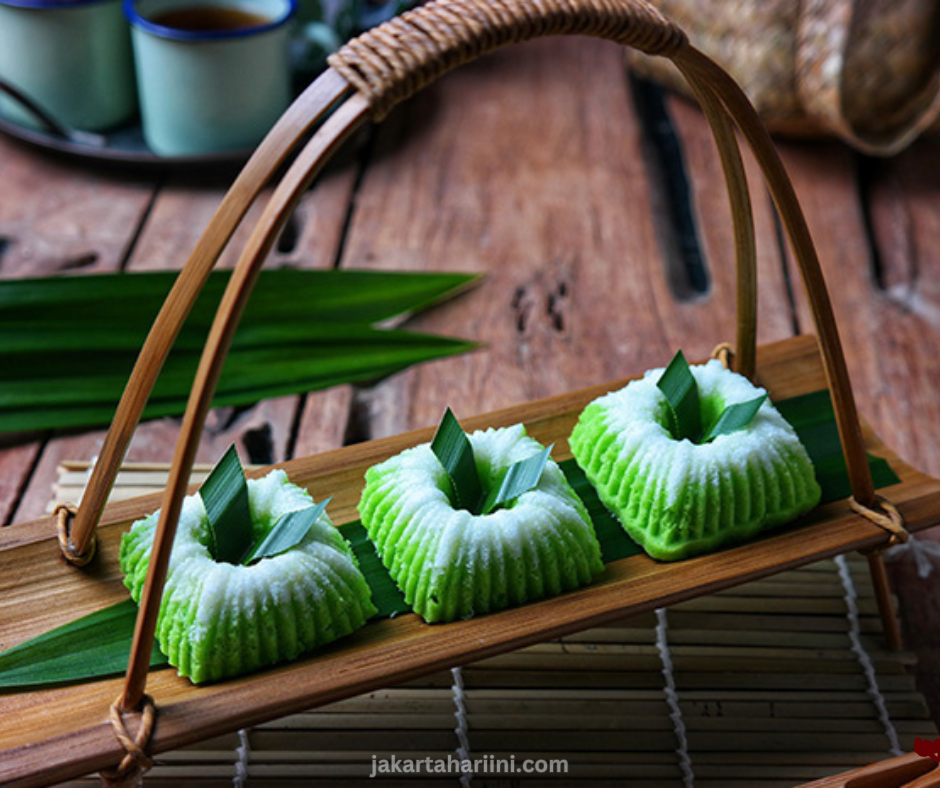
[593,360,804,507]
[128,470,355,629]
[360,423,603,621]
[121,468,376,682]
[370,424,592,557]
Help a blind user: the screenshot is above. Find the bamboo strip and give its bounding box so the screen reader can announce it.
[398,669,919,692]
[665,612,885,634]
[242,713,917,735]
[300,692,926,720]
[259,707,924,732]
[229,736,927,755]
[48,463,260,513]
[341,698,925,721]
[562,629,851,649]
[692,751,896,764]
[671,596,881,615]
[468,654,890,676]
[53,751,933,785]
[92,759,915,780]
[487,640,904,663]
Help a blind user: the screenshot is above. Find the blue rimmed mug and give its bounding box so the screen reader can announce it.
[0,0,136,132]
[124,0,296,155]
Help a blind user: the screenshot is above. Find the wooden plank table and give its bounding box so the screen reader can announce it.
[1,36,939,776]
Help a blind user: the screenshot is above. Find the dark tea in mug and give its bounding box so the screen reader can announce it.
[150,6,269,31]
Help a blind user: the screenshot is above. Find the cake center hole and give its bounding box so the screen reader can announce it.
[440,458,525,516]
[662,393,726,444]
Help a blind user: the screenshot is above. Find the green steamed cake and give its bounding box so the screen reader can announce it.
[569,360,821,560]
[120,469,376,683]
[358,424,605,623]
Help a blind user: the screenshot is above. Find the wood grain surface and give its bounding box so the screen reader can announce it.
[1,36,940,785]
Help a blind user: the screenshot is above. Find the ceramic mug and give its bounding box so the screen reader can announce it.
[124,0,296,156]
[0,0,136,132]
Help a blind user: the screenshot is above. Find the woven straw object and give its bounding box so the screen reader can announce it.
[627,0,940,155]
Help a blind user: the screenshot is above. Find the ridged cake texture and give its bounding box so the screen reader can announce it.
[120,470,376,683]
[358,424,605,623]
[569,360,821,560]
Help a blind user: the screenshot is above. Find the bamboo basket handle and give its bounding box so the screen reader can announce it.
[316,0,883,513]
[99,0,895,766]
[671,48,877,508]
[63,72,351,564]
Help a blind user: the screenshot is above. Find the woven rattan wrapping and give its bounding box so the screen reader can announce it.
[328,0,688,119]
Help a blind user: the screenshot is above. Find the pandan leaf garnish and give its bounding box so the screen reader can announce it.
[657,350,765,443]
[430,408,552,515]
[242,498,331,565]
[430,408,484,512]
[199,445,253,565]
[481,444,553,515]
[657,350,702,442]
[702,395,767,442]
[198,445,332,566]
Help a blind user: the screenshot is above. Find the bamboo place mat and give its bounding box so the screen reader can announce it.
[51,463,938,788]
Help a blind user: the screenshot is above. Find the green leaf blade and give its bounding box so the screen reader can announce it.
[243,499,331,565]
[430,408,483,513]
[0,600,166,690]
[704,394,767,442]
[0,332,479,433]
[0,269,479,324]
[657,350,701,442]
[0,270,479,436]
[481,444,553,515]
[199,445,253,565]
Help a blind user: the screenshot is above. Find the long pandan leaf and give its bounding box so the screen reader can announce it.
[0,269,478,325]
[0,601,164,690]
[0,332,476,431]
[0,271,479,433]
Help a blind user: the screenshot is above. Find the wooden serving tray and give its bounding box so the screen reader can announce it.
[3,333,940,787]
